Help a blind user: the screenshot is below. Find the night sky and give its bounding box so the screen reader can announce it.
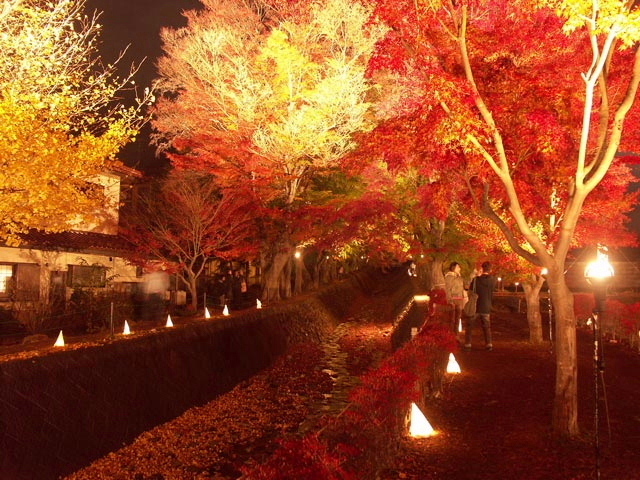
[87,0,201,174]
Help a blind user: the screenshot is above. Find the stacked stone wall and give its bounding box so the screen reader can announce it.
[0,268,413,480]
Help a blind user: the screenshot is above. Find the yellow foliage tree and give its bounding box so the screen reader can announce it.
[0,0,152,241]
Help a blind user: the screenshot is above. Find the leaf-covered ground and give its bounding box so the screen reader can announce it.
[14,295,640,479]
[380,304,640,480]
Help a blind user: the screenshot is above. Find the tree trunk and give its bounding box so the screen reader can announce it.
[262,240,294,302]
[312,255,324,289]
[280,256,292,299]
[429,258,445,290]
[293,255,304,295]
[522,276,544,344]
[188,277,198,311]
[547,271,579,438]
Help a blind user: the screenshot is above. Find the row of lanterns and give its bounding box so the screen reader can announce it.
[409,322,462,438]
[52,290,465,442]
[53,298,264,347]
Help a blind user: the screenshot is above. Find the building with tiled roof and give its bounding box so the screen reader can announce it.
[0,165,148,334]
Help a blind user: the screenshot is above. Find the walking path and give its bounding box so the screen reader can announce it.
[381,306,640,480]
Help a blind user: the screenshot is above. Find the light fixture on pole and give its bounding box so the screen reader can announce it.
[584,244,614,480]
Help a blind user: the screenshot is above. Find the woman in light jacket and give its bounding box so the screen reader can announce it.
[444,261,465,334]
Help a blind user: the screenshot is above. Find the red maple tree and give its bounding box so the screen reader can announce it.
[368,0,640,438]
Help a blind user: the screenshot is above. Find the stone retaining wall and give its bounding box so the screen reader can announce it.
[0,269,413,480]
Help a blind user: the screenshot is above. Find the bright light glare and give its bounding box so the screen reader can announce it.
[414,294,430,302]
[409,403,437,437]
[585,259,614,279]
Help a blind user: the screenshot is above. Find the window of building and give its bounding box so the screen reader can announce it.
[0,265,13,296]
[67,265,107,288]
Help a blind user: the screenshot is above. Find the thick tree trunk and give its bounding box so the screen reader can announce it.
[280,256,292,298]
[547,271,579,438]
[522,276,544,344]
[262,245,293,302]
[429,258,445,290]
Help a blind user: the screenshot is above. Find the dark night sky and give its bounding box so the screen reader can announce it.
[87,0,201,174]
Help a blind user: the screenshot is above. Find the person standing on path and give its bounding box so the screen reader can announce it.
[444,261,466,335]
[464,261,497,351]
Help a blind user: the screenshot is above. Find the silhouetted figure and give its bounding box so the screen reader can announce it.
[465,261,497,351]
[143,268,169,322]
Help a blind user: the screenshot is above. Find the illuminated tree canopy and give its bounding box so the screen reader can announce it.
[152,0,389,300]
[0,0,152,241]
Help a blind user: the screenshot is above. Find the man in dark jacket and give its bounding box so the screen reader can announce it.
[464,261,497,351]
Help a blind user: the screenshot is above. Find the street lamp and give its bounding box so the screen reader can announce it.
[584,245,614,480]
[585,250,614,314]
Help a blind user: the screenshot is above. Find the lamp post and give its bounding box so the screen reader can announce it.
[584,246,614,480]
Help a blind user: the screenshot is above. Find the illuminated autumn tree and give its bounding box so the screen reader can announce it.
[0,0,152,241]
[123,170,257,310]
[369,0,640,437]
[152,0,388,301]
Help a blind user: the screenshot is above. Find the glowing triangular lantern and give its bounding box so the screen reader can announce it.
[458,319,463,332]
[409,402,436,437]
[166,314,174,327]
[204,307,211,319]
[54,330,65,347]
[123,320,131,335]
[256,299,262,309]
[446,353,461,374]
[223,305,230,316]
